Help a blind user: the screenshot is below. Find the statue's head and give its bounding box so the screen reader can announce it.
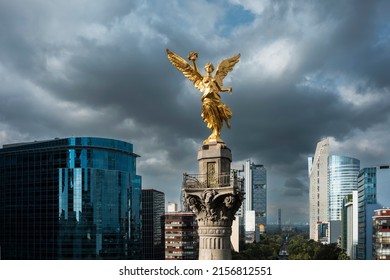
[204,63,214,74]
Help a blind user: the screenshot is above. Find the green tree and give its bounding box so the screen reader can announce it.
[233,233,350,260]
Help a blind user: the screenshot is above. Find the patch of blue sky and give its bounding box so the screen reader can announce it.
[217,3,255,37]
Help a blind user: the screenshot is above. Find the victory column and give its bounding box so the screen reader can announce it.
[167,49,243,260]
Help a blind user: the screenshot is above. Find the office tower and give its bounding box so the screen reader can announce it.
[327,155,360,243]
[357,166,390,259]
[372,208,390,260]
[341,191,358,259]
[0,137,142,260]
[308,138,329,241]
[164,212,198,260]
[167,202,178,212]
[244,160,267,243]
[309,138,360,243]
[142,189,165,260]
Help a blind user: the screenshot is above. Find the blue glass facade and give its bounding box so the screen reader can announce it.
[328,155,360,221]
[356,166,390,259]
[0,137,141,259]
[327,155,359,243]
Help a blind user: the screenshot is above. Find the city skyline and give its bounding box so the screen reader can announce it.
[0,1,389,223]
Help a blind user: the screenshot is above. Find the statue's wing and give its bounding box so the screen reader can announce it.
[166,49,203,90]
[215,53,240,87]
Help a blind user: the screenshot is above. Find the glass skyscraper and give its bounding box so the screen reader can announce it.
[142,189,165,260]
[244,160,267,243]
[357,166,390,259]
[327,155,360,243]
[328,155,360,221]
[0,137,142,260]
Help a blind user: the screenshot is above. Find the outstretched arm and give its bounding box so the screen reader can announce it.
[215,81,232,93]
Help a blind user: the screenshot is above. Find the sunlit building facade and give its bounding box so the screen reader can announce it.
[164,212,198,260]
[0,137,142,259]
[341,191,358,259]
[372,208,390,260]
[327,155,360,243]
[308,138,329,242]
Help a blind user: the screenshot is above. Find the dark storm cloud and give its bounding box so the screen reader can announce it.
[0,0,389,222]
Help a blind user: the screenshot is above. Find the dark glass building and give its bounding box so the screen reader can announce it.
[142,189,165,260]
[244,160,267,243]
[0,137,142,260]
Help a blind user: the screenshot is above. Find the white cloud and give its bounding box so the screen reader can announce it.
[337,85,384,107]
[246,39,298,79]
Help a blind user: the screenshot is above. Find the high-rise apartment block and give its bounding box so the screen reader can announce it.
[372,208,390,260]
[164,212,198,260]
[244,160,267,243]
[0,137,142,259]
[142,189,165,260]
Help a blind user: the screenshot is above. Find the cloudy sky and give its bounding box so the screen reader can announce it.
[0,0,389,223]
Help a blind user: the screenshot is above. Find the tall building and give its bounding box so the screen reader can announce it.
[244,160,267,243]
[372,208,390,260]
[357,166,390,260]
[309,138,360,243]
[0,137,142,260]
[142,189,165,260]
[341,191,358,259]
[327,155,360,243]
[164,212,198,260]
[308,138,329,242]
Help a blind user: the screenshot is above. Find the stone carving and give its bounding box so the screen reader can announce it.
[186,188,243,226]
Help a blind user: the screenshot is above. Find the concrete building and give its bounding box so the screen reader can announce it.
[167,202,178,213]
[244,160,267,243]
[372,208,390,260]
[341,191,358,259]
[308,138,330,242]
[142,189,165,260]
[164,212,198,260]
[0,137,142,259]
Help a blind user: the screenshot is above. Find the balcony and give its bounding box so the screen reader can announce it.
[183,171,239,189]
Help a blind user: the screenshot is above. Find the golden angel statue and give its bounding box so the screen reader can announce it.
[166,49,240,144]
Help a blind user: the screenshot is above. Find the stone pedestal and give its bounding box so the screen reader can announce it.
[183,143,243,260]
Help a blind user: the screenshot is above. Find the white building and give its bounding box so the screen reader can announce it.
[308,138,329,242]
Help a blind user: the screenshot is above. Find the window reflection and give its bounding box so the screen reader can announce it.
[0,137,141,259]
